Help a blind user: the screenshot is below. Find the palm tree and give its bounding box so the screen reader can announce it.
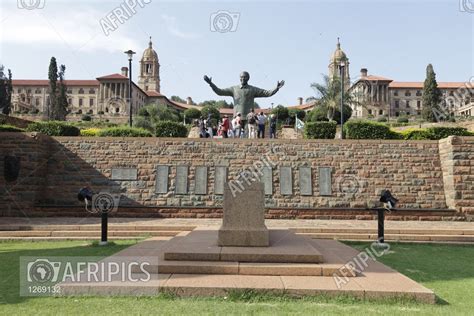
[307,74,353,123]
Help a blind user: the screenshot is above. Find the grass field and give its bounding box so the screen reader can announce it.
[0,240,473,315]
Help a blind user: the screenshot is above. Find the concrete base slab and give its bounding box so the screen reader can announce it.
[218,229,269,247]
[164,230,323,263]
[58,230,435,304]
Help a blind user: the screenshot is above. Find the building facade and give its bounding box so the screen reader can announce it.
[10,38,473,121]
[10,38,197,123]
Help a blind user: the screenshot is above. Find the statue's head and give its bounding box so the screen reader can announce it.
[240,71,250,85]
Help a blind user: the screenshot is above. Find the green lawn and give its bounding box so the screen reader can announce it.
[0,240,473,315]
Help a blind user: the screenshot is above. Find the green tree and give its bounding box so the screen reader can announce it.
[307,74,353,123]
[199,99,233,109]
[271,105,289,122]
[134,104,181,131]
[141,104,180,122]
[55,64,68,120]
[307,104,352,124]
[183,108,201,123]
[201,105,220,126]
[48,57,58,120]
[0,65,13,115]
[288,108,306,125]
[422,64,442,122]
[170,95,196,104]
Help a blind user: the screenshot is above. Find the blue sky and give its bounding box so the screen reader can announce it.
[0,0,472,107]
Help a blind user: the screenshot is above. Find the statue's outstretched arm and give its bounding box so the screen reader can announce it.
[254,80,285,98]
[204,75,233,96]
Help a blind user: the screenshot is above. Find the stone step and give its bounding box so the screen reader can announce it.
[0,236,172,241]
[141,261,356,277]
[0,225,195,232]
[299,232,474,242]
[292,228,474,235]
[0,230,182,238]
[164,230,324,263]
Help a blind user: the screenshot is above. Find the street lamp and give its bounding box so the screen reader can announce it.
[124,49,136,127]
[339,61,346,139]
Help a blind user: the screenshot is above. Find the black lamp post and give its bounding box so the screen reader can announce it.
[339,61,346,139]
[124,50,136,127]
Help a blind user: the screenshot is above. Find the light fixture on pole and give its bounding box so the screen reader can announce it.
[339,61,346,139]
[124,49,136,127]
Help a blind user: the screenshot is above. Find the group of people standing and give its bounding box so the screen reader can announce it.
[199,109,277,139]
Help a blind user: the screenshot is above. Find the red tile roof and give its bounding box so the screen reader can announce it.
[12,79,99,86]
[363,75,393,81]
[145,90,164,97]
[96,73,128,80]
[389,82,473,89]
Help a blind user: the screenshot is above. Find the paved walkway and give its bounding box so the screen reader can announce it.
[1,217,473,230]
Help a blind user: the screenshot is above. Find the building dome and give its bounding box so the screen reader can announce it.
[331,38,347,62]
[142,37,158,61]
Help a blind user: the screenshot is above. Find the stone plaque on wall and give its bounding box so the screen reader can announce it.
[319,167,332,196]
[155,165,169,194]
[299,166,312,196]
[195,166,208,195]
[214,166,227,195]
[111,168,137,181]
[175,165,189,194]
[262,167,273,195]
[280,166,292,195]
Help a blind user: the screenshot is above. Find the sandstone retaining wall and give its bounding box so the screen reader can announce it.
[2,133,474,220]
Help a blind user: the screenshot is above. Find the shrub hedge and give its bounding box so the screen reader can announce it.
[400,127,473,140]
[344,120,402,140]
[97,126,152,137]
[400,128,432,140]
[426,127,473,139]
[26,121,80,136]
[80,128,101,137]
[81,114,92,121]
[397,116,409,123]
[304,121,337,139]
[0,124,25,132]
[155,121,188,137]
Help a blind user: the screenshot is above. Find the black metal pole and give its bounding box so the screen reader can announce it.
[377,208,385,243]
[340,65,344,139]
[101,210,108,244]
[128,58,133,127]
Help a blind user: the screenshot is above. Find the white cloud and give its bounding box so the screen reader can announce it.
[0,5,142,53]
[161,14,200,39]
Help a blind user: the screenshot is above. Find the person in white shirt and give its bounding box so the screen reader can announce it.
[233,113,242,138]
[257,111,267,138]
[246,108,257,139]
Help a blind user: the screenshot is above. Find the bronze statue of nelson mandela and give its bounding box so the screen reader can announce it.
[203,71,285,119]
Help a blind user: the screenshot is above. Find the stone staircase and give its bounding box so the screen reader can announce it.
[291,227,474,243]
[0,224,195,241]
[0,224,473,243]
